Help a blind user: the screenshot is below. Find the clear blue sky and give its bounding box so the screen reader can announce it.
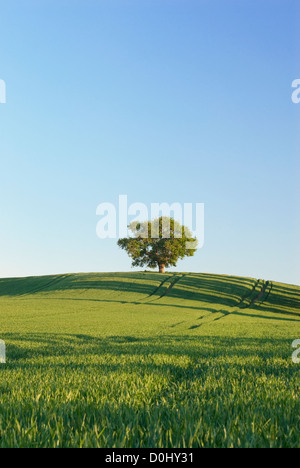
[0,0,299,285]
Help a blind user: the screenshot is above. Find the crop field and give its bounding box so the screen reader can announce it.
[0,272,299,448]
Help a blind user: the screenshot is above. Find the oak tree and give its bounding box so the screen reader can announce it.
[117,217,198,273]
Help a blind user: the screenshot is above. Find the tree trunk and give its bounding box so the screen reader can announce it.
[158,264,165,273]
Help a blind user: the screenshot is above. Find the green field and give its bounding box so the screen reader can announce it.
[0,271,299,448]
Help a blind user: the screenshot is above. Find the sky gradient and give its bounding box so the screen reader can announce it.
[0,0,299,285]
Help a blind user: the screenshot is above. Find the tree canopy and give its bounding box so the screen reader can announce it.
[117,216,198,273]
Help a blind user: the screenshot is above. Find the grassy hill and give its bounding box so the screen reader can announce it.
[0,272,299,448]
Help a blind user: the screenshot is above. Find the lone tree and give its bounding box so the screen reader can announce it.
[117,216,198,273]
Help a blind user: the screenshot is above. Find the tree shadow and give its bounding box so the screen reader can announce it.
[0,273,169,298]
[1,333,298,385]
[252,282,300,316]
[0,272,299,319]
[0,273,256,306]
[164,274,256,307]
[30,296,300,323]
[0,332,294,358]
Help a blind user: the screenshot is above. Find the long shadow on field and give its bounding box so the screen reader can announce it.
[2,333,298,376]
[0,273,259,308]
[0,273,163,298]
[1,273,299,318]
[0,333,299,450]
[252,282,300,316]
[26,296,300,322]
[165,275,255,307]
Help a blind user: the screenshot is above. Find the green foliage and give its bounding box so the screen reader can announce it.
[0,272,299,448]
[117,217,198,270]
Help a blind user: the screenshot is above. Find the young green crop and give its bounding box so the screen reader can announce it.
[0,272,299,448]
